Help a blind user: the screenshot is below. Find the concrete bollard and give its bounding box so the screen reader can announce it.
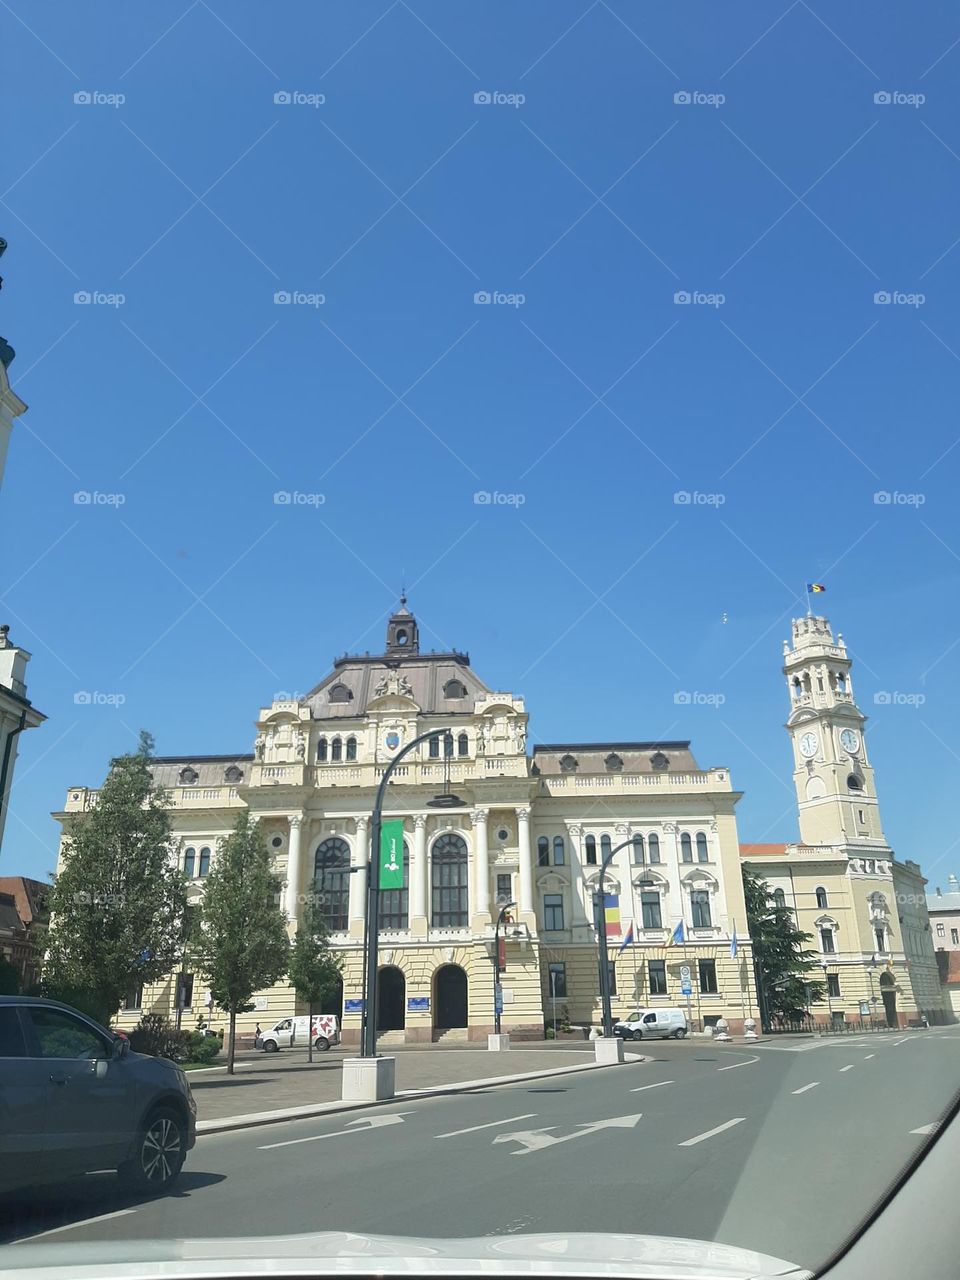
[743,1017,758,1040]
[341,1056,395,1101]
[714,1017,731,1042]
[487,1034,511,1051]
[594,1036,625,1064]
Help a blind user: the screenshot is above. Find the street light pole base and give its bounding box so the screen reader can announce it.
[341,1056,396,1101]
[487,1033,511,1051]
[594,1036,625,1064]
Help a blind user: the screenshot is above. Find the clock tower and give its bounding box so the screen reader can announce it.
[783,613,886,848]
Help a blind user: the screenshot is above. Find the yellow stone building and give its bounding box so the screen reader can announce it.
[54,600,758,1043]
[741,613,944,1028]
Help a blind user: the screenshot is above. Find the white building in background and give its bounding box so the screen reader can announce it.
[55,599,757,1043]
[0,627,46,860]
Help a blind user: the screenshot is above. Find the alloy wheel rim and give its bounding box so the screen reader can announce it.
[141,1117,181,1183]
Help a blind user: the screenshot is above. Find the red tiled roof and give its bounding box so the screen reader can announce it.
[739,843,789,858]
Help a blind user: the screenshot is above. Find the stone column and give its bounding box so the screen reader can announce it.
[284,815,303,922]
[349,816,368,938]
[473,808,490,917]
[517,806,533,915]
[411,814,428,934]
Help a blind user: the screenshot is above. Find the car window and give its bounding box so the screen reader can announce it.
[276,1019,292,1030]
[643,1013,657,1024]
[0,1007,27,1057]
[26,1007,110,1059]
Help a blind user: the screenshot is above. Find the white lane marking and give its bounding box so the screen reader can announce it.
[717,1055,760,1072]
[630,1079,675,1092]
[839,1065,854,1072]
[494,1113,643,1156]
[911,1123,937,1135]
[436,1112,537,1138]
[792,1082,820,1094]
[893,1037,909,1045]
[864,1054,875,1059]
[259,1112,411,1150]
[678,1117,745,1147]
[14,1208,138,1242]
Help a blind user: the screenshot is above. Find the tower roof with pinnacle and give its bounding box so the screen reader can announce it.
[783,614,849,669]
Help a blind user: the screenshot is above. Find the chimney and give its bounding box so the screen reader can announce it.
[949,875,960,893]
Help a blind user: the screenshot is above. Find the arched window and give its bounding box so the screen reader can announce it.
[431,833,469,928]
[648,833,661,864]
[331,737,343,762]
[328,683,353,703]
[691,889,712,928]
[696,832,709,863]
[443,679,467,699]
[224,765,243,783]
[198,847,211,877]
[429,734,440,759]
[585,835,597,865]
[792,677,802,699]
[457,732,469,757]
[847,773,863,791]
[183,847,196,878]
[633,834,645,864]
[605,753,623,772]
[314,837,351,931]
[317,737,328,762]
[179,767,198,785]
[537,836,550,867]
[559,754,578,773]
[837,672,847,693]
[345,736,357,762]
[650,752,669,771]
[773,888,786,909]
[553,836,565,866]
[600,834,612,864]
[380,841,410,930]
[680,833,693,862]
[816,886,828,909]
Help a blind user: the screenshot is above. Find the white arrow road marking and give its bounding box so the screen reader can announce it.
[678,1118,745,1147]
[911,1123,937,1135]
[494,1113,643,1156]
[792,1082,820,1094]
[839,1065,854,1072]
[717,1055,759,1072]
[436,1113,538,1138]
[630,1080,674,1092]
[259,1112,412,1150]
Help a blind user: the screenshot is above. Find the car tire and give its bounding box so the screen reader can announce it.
[631,1029,644,1041]
[263,1039,278,1053]
[314,1036,330,1052]
[118,1107,186,1195]
[674,1028,687,1039]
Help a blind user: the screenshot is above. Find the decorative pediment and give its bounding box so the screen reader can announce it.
[536,872,566,892]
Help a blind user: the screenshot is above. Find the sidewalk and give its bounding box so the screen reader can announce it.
[190,1043,637,1132]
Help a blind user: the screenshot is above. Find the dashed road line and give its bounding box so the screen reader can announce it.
[864,1054,875,1059]
[911,1123,937,1135]
[630,1080,675,1092]
[436,1113,537,1138]
[839,1065,854,1073]
[678,1117,745,1147]
[13,1208,138,1243]
[717,1055,759,1072]
[792,1082,820,1094]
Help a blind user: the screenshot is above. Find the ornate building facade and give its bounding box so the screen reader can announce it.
[55,600,757,1042]
[741,613,943,1027]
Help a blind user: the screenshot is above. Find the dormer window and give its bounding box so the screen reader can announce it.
[224,766,243,783]
[649,752,669,771]
[559,754,578,773]
[328,683,353,704]
[604,753,623,772]
[443,679,467,700]
[179,767,198,785]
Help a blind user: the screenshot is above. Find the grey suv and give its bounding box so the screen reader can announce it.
[0,996,197,1195]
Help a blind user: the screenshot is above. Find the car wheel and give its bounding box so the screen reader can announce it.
[314,1036,330,1051]
[674,1028,687,1039]
[263,1039,278,1053]
[119,1107,186,1194]
[631,1029,644,1041]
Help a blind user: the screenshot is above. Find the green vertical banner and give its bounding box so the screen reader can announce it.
[380,820,404,889]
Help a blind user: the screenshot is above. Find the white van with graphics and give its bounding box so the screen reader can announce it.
[614,1008,688,1040]
[260,1014,340,1052]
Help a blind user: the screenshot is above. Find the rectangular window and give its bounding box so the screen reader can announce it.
[123,981,144,1011]
[937,923,945,937]
[875,928,885,953]
[606,961,617,997]
[496,873,512,904]
[543,894,564,931]
[547,962,567,999]
[820,928,836,954]
[648,960,667,996]
[827,974,841,997]
[176,972,194,1010]
[698,959,718,994]
[952,929,959,945]
[691,890,712,929]
[640,891,662,930]
[0,1006,27,1057]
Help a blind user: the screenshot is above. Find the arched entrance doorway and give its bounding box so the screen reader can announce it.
[377,966,405,1031]
[879,972,898,1028]
[434,964,468,1030]
[320,977,343,1021]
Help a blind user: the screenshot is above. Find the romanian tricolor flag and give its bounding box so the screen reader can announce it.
[806,583,827,594]
[618,923,635,955]
[603,893,621,938]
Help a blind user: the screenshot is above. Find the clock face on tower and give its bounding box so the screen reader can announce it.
[799,731,819,759]
[839,728,861,756]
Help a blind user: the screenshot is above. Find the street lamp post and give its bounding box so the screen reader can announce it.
[822,961,833,1027]
[493,900,516,1036]
[360,727,453,1059]
[593,836,637,1038]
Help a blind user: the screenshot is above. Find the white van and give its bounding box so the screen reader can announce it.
[260,1014,340,1052]
[614,1008,688,1040]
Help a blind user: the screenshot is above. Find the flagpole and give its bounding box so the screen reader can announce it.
[628,871,639,1004]
[734,919,746,1031]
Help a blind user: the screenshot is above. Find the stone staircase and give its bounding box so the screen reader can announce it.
[375,1030,407,1048]
[432,1027,470,1044]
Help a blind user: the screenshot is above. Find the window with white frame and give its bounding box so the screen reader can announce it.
[543,893,564,931]
[640,890,662,930]
[691,888,711,928]
[820,926,836,954]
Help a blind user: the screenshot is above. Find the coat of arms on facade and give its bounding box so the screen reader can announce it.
[385,730,401,752]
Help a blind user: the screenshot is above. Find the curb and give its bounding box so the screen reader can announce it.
[196,1052,645,1136]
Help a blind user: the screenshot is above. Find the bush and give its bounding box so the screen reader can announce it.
[185,1031,221,1063]
[544,1026,556,1039]
[129,1013,189,1061]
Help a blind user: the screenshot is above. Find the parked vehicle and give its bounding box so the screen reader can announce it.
[0,995,197,1195]
[260,1014,340,1052]
[614,1008,688,1040]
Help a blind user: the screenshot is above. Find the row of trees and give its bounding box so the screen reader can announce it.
[44,732,341,1073]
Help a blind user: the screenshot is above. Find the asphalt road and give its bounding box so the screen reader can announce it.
[3,1029,959,1272]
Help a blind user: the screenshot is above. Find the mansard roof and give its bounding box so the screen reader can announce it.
[532,741,701,773]
[302,653,492,720]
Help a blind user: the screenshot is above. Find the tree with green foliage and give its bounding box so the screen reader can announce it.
[742,865,825,1026]
[193,811,289,1073]
[44,731,187,1025]
[288,895,343,1063]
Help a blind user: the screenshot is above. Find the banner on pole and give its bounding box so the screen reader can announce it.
[380,819,404,889]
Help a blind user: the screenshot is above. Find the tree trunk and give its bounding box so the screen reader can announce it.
[308,1000,314,1064]
[227,1008,237,1074]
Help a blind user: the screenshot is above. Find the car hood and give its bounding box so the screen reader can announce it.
[1,1231,809,1279]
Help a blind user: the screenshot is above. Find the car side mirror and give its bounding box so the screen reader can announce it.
[112,1036,129,1060]
[95,1057,110,1079]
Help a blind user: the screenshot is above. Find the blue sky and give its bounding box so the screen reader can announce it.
[2,2,959,888]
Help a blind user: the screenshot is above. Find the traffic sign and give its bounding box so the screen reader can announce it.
[679,964,691,980]
[680,981,692,996]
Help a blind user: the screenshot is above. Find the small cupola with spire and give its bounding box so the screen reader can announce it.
[386,593,419,657]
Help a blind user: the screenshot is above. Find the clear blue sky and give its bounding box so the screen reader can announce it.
[2,2,959,888]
